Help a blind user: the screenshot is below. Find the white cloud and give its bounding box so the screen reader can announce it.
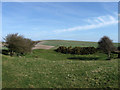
[54,14,118,33]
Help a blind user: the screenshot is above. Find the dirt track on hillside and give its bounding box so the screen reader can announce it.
[32,41,54,50]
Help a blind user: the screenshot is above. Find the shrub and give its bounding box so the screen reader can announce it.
[67,46,72,54]
[4,33,34,56]
[55,46,96,55]
[2,49,9,55]
[118,46,120,51]
[98,36,116,59]
[71,47,81,54]
[55,46,68,54]
[71,47,96,55]
[118,46,120,58]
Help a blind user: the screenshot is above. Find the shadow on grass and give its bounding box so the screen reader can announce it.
[68,56,99,60]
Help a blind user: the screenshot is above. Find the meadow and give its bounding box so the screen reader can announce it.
[2,40,119,88]
[43,40,118,48]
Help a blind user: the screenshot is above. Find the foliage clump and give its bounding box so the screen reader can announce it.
[72,47,96,55]
[98,36,116,59]
[55,46,96,55]
[55,46,72,54]
[118,46,120,58]
[5,33,35,56]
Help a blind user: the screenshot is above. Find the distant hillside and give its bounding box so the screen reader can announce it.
[42,40,118,48]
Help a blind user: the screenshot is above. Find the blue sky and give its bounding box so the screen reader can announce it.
[2,2,118,42]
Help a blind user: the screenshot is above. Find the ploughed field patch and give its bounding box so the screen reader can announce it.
[32,44,54,50]
[32,41,54,50]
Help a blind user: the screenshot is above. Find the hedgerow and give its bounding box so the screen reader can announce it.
[55,46,97,55]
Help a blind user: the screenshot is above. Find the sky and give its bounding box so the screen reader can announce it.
[2,2,118,42]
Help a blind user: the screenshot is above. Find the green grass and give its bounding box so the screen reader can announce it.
[43,40,118,49]
[2,49,119,88]
[2,40,119,88]
[43,40,98,48]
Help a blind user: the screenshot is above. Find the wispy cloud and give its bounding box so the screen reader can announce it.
[54,14,118,33]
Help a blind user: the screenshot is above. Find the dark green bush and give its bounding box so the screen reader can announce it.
[118,46,120,51]
[55,46,96,55]
[71,47,96,55]
[98,36,116,59]
[71,47,81,54]
[55,46,72,54]
[118,46,120,58]
[55,46,68,54]
[2,49,9,55]
[5,33,34,56]
[67,46,72,54]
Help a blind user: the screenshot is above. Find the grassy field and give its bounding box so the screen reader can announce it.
[2,40,119,88]
[43,40,118,48]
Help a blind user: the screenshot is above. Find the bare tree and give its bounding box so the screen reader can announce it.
[98,36,115,59]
